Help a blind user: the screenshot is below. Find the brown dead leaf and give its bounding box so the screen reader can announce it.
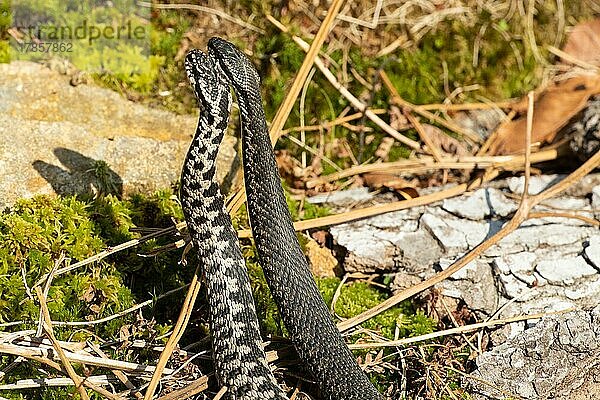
[562,19,600,66]
[310,153,324,176]
[488,75,600,155]
[311,230,328,246]
[362,172,419,195]
[89,304,102,314]
[422,124,470,156]
[396,187,420,200]
[119,324,132,343]
[304,235,337,278]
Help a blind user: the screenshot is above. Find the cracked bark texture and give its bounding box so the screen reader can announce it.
[469,306,600,400]
[323,174,600,398]
[328,175,600,322]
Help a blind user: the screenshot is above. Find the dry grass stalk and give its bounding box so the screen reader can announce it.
[527,212,600,226]
[380,70,481,143]
[33,222,186,289]
[349,303,576,349]
[267,0,345,144]
[337,95,600,332]
[404,110,444,161]
[281,109,386,135]
[5,334,85,353]
[0,284,188,329]
[0,375,113,390]
[305,148,560,188]
[87,341,143,399]
[477,110,517,156]
[237,179,485,238]
[0,341,174,374]
[547,45,600,72]
[213,386,229,400]
[155,376,209,400]
[416,101,516,111]
[35,287,90,400]
[143,266,202,400]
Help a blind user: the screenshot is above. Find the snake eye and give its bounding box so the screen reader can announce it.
[185,50,217,104]
[207,37,261,94]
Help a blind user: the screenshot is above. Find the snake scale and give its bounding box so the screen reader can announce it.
[181,37,383,400]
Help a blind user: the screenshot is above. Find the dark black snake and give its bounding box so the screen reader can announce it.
[181,37,383,400]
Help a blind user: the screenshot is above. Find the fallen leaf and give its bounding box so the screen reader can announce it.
[311,230,328,246]
[562,19,600,66]
[488,75,600,155]
[119,324,132,343]
[80,285,95,303]
[89,304,101,314]
[363,172,419,196]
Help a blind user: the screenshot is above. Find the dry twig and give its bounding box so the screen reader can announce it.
[237,179,486,238]
[137,2,264,34]
[35,287,91,400]
[143,267,202,400]
[305,148,560,188]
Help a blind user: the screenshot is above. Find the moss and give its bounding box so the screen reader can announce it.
[0,196,134,332]
[0,189,192,398]
[0,0,9,63]
[284,185,330,221]
[317,278,436,340]
[243,244,286,335]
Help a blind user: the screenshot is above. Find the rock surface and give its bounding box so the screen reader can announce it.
[593,185,600,210]
[0,61,238,208]
[470,306,600,400]
[327,177,600,318]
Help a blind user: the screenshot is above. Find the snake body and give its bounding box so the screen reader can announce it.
[182,38,382,399]
[182,50,286,399]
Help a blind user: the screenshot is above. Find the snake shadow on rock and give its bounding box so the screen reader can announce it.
[33,147,123,198]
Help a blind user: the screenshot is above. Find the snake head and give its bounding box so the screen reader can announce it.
[184,49,231,114]
[207,37,261,97]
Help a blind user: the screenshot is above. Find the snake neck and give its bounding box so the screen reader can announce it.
[181,78,286,400]
[237,95,303,261]
[236,91,383,400]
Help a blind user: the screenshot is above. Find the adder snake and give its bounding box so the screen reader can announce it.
[181,37,382,400]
